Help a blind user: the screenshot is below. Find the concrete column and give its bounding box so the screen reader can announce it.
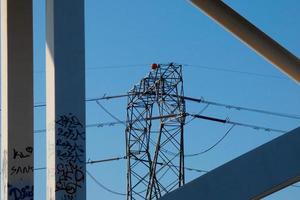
[1,0,34,200]
[46,0,86,200]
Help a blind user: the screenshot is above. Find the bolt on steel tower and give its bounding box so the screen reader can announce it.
[125,63,186,200]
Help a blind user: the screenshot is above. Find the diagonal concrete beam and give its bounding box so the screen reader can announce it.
[189,0,300,84]
[160,127,300,200]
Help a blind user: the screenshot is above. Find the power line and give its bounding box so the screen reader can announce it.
[184,64,288,80]
[180,95,300,120]
[33,121,123,134]
[34,123,101,134]
[34,157,127,171]
[32,94,128,108]
[27,93,300,121]
[95,102,180,158]
[185,104,210,126]
[86,64,149,70]
[189,113,286,133]
[86,156,127,164]
[34,167,46,171]
[86,170,127,196]
[95,100,125,124]
[87,164,207,197]
[34,156,207,197]
[133,158,208,174]
[35,156,208,174]
[34,64,150,74]
[185,124,235,157]
[35,63,288,80]
[95,94,300,120]
[33,113,286,134]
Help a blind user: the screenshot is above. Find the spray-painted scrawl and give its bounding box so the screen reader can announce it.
[55,113,85,200]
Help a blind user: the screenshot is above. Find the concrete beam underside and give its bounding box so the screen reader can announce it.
[190,0,300,83]
[160,127,300,200]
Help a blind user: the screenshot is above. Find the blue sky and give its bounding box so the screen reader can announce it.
[32,0,300,199]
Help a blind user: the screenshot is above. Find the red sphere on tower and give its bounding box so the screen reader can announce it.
[151,63,158,70]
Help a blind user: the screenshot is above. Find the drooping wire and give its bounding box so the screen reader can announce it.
[95,101,181,157]
[185,124,235,157]
[95,100,125,125]
[33,156,208,196]
[93,101,210,178]
[34,156,207,173]
[34,160,300,193]
[133,157,208,173]
[86,170,127,196]
[185,104,210,126]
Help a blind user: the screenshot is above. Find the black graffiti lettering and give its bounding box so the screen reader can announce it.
[55,114,85,198]
[13,147,33,159]
[57,149,84,163]
[8,184,33,200]
[25,147,33,154]
[56,113,83,129]
[56,140,84,163]
[58,128,85,141]
[10,165,33,175]
[63,194,75,200]
[56,162,84,194]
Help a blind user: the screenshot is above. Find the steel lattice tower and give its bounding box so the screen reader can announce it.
[125,63,186,200]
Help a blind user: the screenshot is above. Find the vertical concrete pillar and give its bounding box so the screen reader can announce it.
[1,0,34,199]
[46,0,86,200]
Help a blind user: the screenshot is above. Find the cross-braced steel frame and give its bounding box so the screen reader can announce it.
[125,63,186,200]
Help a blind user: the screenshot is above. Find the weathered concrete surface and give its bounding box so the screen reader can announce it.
[1,0,34,199]
[190,0,300,84]
[46,0,86,199]
[160,127,300,200]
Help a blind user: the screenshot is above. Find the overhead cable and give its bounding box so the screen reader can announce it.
[34,156,207,196]
[34,157,127,171]
[131,158,208,173]
[86,170,127,196]
[34,63,288,80]
[189,114,286,133]
[95,100,125,125]
[184,64,288,80]
[182,95,300,120]
[33,114,285,134]
[86,156,127,164]
[96,94,300,120]
[30,93,300,121]
[185,124,235,157]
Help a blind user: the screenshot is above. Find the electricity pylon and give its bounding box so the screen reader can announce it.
[125,63,186,200]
